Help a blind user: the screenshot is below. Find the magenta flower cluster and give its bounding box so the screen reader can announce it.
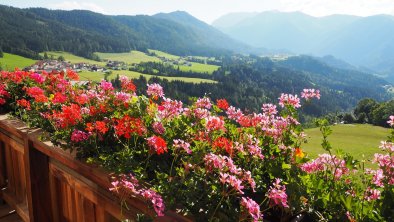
[110,174,165,216]
[267,178,289,208]
[301,88,321,101]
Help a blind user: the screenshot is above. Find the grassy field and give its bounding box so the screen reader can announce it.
[0,53,36,70]
[303,124,389,165]
[41,51,107,66]
[178,62,219,74]
[149,49,180,60]
[78,70,217,83]
[95,51,160,64]
[149,49,220,74]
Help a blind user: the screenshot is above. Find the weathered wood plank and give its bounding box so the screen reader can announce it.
[0,141,6,188]
[12,151,22,203]
[0,134,24,154]
[74,191,84,222]
[0,115,30,140]
[49,174,60,222]
[83,198,96,222]
[24,138,53,222]
[4,144,15,195]
[49,160,136,220]
[2,190,29,222]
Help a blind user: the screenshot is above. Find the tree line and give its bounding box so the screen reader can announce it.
[326,98,394,127]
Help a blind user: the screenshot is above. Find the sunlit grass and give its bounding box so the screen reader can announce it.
[303,124,389,167]
[95,51,160,64]
[78,70,217,83]
[40,51,107,66]
[0,53,36,70]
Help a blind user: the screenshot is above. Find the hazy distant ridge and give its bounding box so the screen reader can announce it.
[213,11,394,82]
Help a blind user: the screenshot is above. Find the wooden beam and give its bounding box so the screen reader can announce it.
[24,138,53,222]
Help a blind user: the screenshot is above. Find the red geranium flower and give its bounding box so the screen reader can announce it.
[213,137,233,156]
[114,115,147,138]
[147,136,168,155]
[216,99,229,110]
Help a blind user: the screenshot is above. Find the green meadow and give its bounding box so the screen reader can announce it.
[303,124,389,166]
[149,49,180,60]
[95,51,160,64]
[149,49,220,74]
[78,70,217,83]
[0,53,36,70]
[40,51,107,66]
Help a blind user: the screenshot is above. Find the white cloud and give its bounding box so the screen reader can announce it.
[49,1,107,14]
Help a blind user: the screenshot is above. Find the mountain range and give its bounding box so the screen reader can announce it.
[3,4,394,84]
[213,11,394,82]
[0,5,251,59]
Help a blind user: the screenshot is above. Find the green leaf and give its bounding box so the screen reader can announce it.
[340,195,352,210]
[282,163,291,170]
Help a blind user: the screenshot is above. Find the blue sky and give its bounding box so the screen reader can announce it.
[2,0,394,23]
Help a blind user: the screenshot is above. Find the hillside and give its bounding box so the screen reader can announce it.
[0,5,250,59]
[153,54,391,116]
[213,11,394,83]
[0,53,36,70]
[0,6,141,59]
[303,124,388,167]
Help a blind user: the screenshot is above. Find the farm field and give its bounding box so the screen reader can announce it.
[0,53,36,70]
[79,70,217,83]
[40,51,107,66]
[303,124,389,166]
[95,51,160,64]
[149,49,220,74]
[178,62,219,74]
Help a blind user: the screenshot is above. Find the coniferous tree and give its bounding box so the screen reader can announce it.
[57,56,65,62]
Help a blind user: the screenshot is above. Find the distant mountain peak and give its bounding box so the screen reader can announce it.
[153,10,211,31]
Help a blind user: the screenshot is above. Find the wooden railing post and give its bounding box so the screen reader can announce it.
[0,140,6,205]
[24,136,53,222]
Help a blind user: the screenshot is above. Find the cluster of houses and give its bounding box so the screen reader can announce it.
[105,60,128,70]
[25,60,124,74]
[26,60,72,73]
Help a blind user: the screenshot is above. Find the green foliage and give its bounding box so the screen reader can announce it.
[57,55,65,62]
[354,98,379,122]
[372,100,394,127]
[343,113,355,123]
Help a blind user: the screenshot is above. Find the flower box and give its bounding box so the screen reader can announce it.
[0,114,190,221]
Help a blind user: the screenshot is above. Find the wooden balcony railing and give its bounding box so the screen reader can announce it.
[0,114,189,222]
